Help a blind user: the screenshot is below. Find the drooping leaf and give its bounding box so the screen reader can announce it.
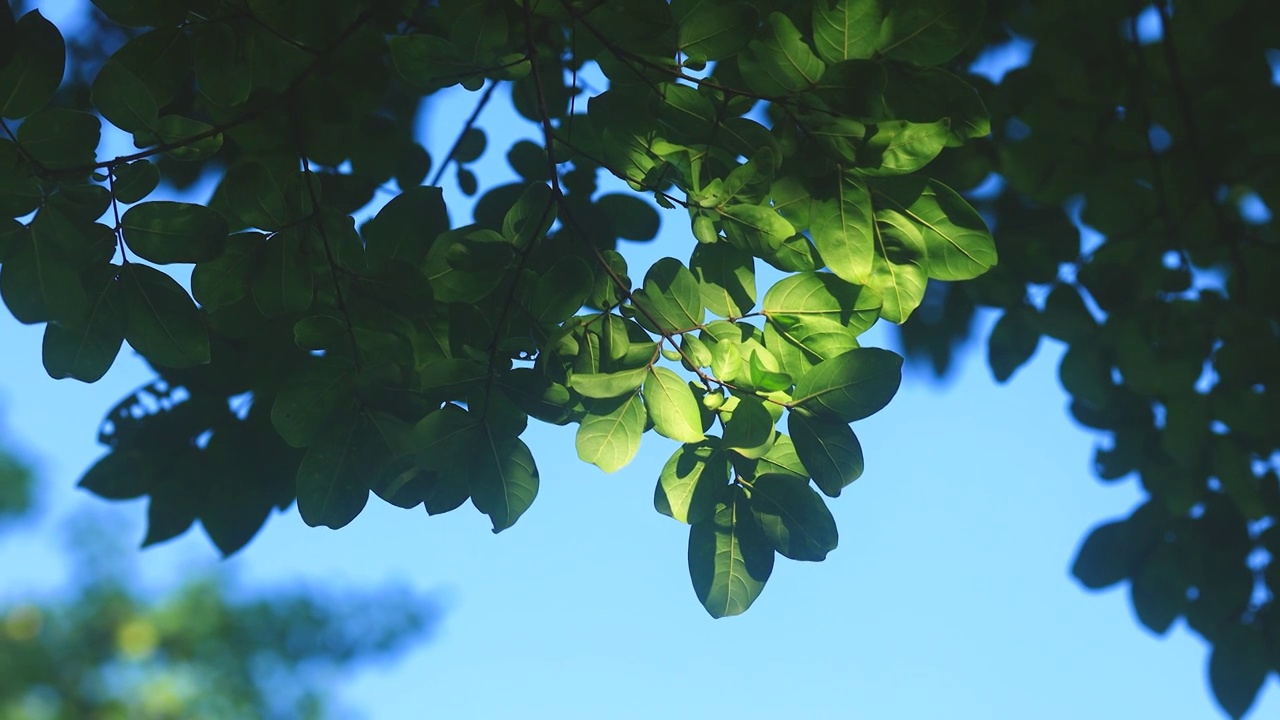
[0,11,65,119]
[749,473,839,561]
[576,393,646,473]
[119,264,210,368]
[42,266,125,383]
[691,241,756,318]
[272,359,356,448]
[810,172,875,284]
[656,439,727,524]
[788,411,864,497]
[468,429,540,532]
[873,178,995,280]
[867,206,928,323]
[688,484,775,618]
[296,410,370,529]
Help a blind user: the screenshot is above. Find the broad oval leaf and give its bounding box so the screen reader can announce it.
[873,177,996,281]
[749,473,839,561]
[793,347,903,422]
[788,411,864,497]
[688,485,775,618]
[122,201,229,264]
[0,11,65,119]
[296,411,370,529]
[633,257,704,334]
[570,365,649,399]
[656,439,727,524]
[576,393,645,473]
[691,241,756,318]
[722,394,775,459]
[42,267,124,383]
[468,430,540,533]
[272,358,356,448]
[119,264,210,368]
[810,172,875,284]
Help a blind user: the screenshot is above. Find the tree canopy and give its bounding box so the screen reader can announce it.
[0,0,1277,716]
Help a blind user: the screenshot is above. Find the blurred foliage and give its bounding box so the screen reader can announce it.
[0,445,438,720]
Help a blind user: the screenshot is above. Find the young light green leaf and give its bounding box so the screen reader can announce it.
[793,347,903,422]
[867,207,928,323]
[468,430,539,533]
[788,411,864,497]
[633,257,704,334]
[656,439,727,524]
[576,393,646,473]
[296,411,370,530]
[645,366,706,443]
[810,172,875,284]
[688,485,775,618]
[0,10,65,119]
[42,267,124,383]
[570,365,649,399]
[749,473,839,561]
[122,201,228,264]
[119,264,210,368]
[691,241,756,318]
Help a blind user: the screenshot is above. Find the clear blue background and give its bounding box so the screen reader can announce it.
[1,2,1276,717]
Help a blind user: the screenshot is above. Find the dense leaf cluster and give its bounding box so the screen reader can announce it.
[3,0,1279,715]
[0,0,998,619]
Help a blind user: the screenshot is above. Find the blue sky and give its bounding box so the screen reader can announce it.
[2,2,1277,718]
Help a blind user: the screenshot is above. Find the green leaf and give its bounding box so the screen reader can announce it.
[811,0,882,63]
[570,365,650,399]
[793,347,902,422]
[988,305,1040,383]
[252,227,314,316]
[690,241,756,318]
[1209,623,1270,720]
[454,127,486,163]
[193,22,251,107]
[468,430,540,533]
[529,255,592,324]
[119,264,210,367]
[272,358,356,448]
[878,63,989,146]
[673,0,757,62]
[112,160,160,204]
[688,485,775,618]
[788,411,864,497]
[296,411,370,529]
[645,366,705,443]
[598,193,660,241]
[42,267,125,383]
[576,393,646,473]
[502,182,555,247]
[17,109,100,169]
[857,120,950,177]
[873,178,996,281]
[0,4,14,69]
[740,431,809,481]
[362,186,449,267]
[0,11,65,119]
[417,358,487,398]
[91,61,158,133]
[108,28,191,106]
[223,161,314,232]
[122,202,228,264]
[719,203,794,257]
[192,232,260,308]
[499,368,572,424]
[0,228,87,324]
[293,315,345,351]
[810,172,875,284]
[763,272,881,340]
[749,473,839,561]
[155,115,223,161]
[737,12,825,96]
[722,395,775,459]
[633,257,704,334]
[656,439,727,524]
[868,207,928,323]
[0,140,41,216]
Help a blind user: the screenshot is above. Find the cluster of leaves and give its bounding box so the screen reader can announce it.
[0,0,998,619]
[860,1,1280,716]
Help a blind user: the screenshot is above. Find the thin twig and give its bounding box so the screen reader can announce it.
[428,80,499,187]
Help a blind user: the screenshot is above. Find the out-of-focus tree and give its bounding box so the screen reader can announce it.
[0,444,439,720]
